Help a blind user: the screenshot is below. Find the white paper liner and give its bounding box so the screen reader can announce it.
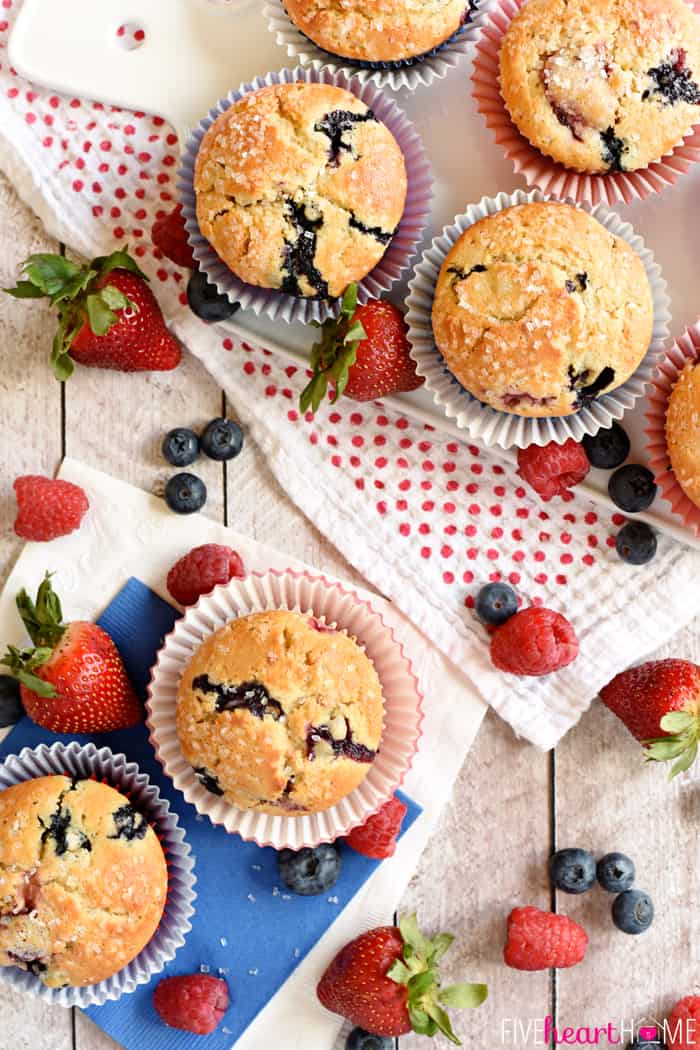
[0,741,196,1007]
[471,0,700,206]
[146,570,423,850]
[263,0,489,91]
[177,66,433,325]
[405,188,671,450]
[645,320,700,538]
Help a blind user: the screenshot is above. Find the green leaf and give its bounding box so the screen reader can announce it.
[1,645,55,697]
[48,267,96,306]
[659,711,695,733]
[299,372,328,415]
[386,959,412,985]
[428,933,454,963]
[408,1004,435,1036]
[408,969,436,998]
[22,254,83,296]
[86,293,118,337]
[670,738,698,779]
[425,1002,462,1046]
[644,737,689,762]
[439,983,489,1009]
[399,914,432,963]
[4,280,45,299]
[340,282,359,319]
[343,320,366,345]
[92,248,146,281]
[14,573,65,649]
[51,348,75,382]
[98,284,131,312]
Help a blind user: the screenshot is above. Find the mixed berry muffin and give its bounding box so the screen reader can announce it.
[194,83,407,299]
[176,610,384,815]
[499,0,700,173]
[0,776,167,988]
[283,0,471,64]
[666,358,700,510]
[430,202,653,417]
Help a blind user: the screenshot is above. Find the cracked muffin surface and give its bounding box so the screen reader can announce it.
[431,202,653,417]
[176,610,384,815]
[0,776,167,988]
[499,0,700,173]
[193,83,407,299]
[666,359,700,511]
[284,0,470,63]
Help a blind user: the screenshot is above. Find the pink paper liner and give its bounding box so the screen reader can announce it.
[471,0,700,205]
[147,569,423,850]
[644,320,700,538]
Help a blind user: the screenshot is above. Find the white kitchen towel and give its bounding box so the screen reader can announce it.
[0,1,699,750]
[0,457,486,1050]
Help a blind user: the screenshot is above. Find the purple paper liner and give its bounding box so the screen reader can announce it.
[177,66,433,325]
[0,742,196,1007]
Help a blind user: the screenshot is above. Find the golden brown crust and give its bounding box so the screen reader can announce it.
[284,0,467,62]
[431,202,653,417]
[0,776,167,988]
[499,0,700,173]
[194,83,407,299]
[176,610,384,815]
[666,359,700,510]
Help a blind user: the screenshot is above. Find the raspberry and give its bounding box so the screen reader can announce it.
[166,543,245,606]
[345,795,407,859]
[669,995,700,1049]
[490,607,579,676]
[517,439,589,501]
[504,906,588,971]
[152,204,197,270]
[13,475,89,541]
[153,973,229,1035]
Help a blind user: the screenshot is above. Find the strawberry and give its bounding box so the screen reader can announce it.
[300,285,423,412]
[600,658,700,778]
[14,475,89,542]
[152,205,197,270]
[0,573,142,734]
[504,907,588,971]
[317,914,487,1044]
[5,248,181,379]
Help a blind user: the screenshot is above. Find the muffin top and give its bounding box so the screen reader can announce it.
[176,610,384,816]
[431,202,653,418]
[666,358,700,510]
[283,0,469,63]
[194,83,407,299]
[0,776,167,988]
[499,0,700,173]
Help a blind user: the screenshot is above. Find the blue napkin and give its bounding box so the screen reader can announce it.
[0,578,421,1049]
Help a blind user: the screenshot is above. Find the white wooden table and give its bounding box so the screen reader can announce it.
[1,170,698,1050]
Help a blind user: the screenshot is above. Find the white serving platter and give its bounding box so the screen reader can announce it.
[9,0,700,549]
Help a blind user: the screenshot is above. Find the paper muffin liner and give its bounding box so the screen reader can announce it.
[405,188,671,450]
[263,0,489,91]
[0,741,196,1007]
[178,66,433,325]
[645,320,700,538]
[147,570,423,850]
[471,0,700,206]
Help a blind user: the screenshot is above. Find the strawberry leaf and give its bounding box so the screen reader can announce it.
[344,320,366,344]
[386,959,412,985]
[19,254,83,297]
[425,1002,461,1046]
[98,284,132,312]
[4,280,45,299]
[93,248,146,282]
[340,282,358,319]
[670,738,698,778]
[408,1004,435,1036]
[15,573,65,648]
[86,294,118,337]
[1,645,55,697]
[644,737,690,761]
[429,934,454,963]
[298,283,366,412]
[659,711,695,733]
[439,983,489,1009]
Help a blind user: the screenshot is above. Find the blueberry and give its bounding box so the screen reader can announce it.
[549,848,596,894]
[200,417,244,462]
[582,423,630,469]
[0,675,23,728]
[346,1029,393,1050]
[475,583,518,626]
[612,889,654,934]
[164,473,207,514]
[608,465,657,513]
[616,522,657,565]
[277,844,341,896]
[186,270,240,322]
[597,852,635,893]
[161,427,199,467]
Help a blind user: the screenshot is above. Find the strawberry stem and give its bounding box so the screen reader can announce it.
[299,283,367,414]
[643,709,700,778]
[0,574,66,698]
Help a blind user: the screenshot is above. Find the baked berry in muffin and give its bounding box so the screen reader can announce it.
[283,0,472,64]
[666,358,700,510]
[176,610,384,815]
[194,83,407,299]
[0,776,167,987]
[431,202,653,417]
[499,0,700,173]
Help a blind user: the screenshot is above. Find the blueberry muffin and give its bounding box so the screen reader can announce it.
[666,358,700,510]
[431,202,653,417]
[283,0,471,63]
[194,83,407,299]
[0,776,167,987]
[499,0,700,173]
[176,610,384,815]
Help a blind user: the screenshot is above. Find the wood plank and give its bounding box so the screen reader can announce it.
[555,619,700,1042]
